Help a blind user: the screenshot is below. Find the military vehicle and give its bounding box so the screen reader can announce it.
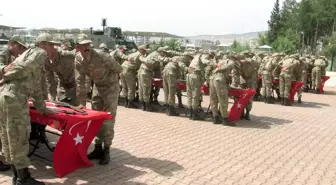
[0,39,8,51]
[90,27,137,51]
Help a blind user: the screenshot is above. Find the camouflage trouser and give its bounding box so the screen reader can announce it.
[58,84,77,105]
[153,70,162,98]
[91,83,119,147]
[209,75,229,117]
[163,70,177,105]
[138,69,153,103]
[261,72,272,97]
[312,66,321,90]
[0,93,30,169]
[240,76,256,111]
[86,76,92,94]
[295,71,306,98]
[186,73,202,109]
[120,68,137,101]
[279,72,292,98]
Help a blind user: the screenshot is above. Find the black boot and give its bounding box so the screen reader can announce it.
[298,97,302,103]
[222,117,236,127]
[153,96,160,105]
[99,146,110,165]
[303,87,309,92]
[213,115,222,124]
[134,93,139,102]
[192,109,204,121]
[315,88,320,94]
[281,98,285,106]
[124,99,129,108]
[145,102,155,112]
[141,101,146,111]
[240,110,245,120]
[177,95,184,108]
[275,89,281,101]
[262,96,267,103]
[88,144,103,160]
[245,110,251,121]
[16,168,45,185]
[0,161,10,171]
[188,109,193,120]
[11,165,16,185]
[168,105,179,116]
[127,100,138,109]
[266,96,274,104]
[284,98,292,106]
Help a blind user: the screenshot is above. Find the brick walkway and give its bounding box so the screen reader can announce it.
[1,88,336,185]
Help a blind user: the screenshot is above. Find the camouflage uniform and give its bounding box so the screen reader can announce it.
[294,57,308,103]
[45,50,76,105]
[259,53,279,104]
[279,56,300,106]
[120,47,144,108]
[75,34,122,165]
[186,53,211,120]
[162,56,180,116]
[0,47,49,185]
[110,48,128,65]
[252,52,265,100]
[311,57,327,93]
[209,56,236,126]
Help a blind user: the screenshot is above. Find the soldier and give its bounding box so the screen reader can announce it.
[279,54,300,106]
[0,33,58,185]
[259,53,280,104]
[176,52,193,108]
[239,52,257,120]
[99,43,110,53]
[252,52,265,101]
[0,35,28,172]
[210,54,239,126]
[294,57,308,103]
[311,56,327,94]
[186,51,212,120]
[120,45,145,108]
[162,56,181,116]
[43,34,77,105]
[138,47,157,112]
[272,53,285,101]
[75,34,123,165]
[110,45,129,65]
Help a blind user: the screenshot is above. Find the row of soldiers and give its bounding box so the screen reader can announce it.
[0,33,329,184]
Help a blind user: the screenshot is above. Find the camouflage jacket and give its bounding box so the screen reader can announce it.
[110,49,128,65]
[0,47,48,113]
[75,49,123,106]
[0,47,13,79]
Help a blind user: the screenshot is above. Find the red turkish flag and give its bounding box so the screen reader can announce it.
[228,88,256,122]
[320,76,330,93]
[29,102,113,177]
[288,81,304,102]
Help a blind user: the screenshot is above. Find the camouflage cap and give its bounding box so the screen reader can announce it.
[235,54,245,60]
[183,52,194,58]
[121,45,127,50]
[99,43,108,49]
[242,50,249,55]
[138,45,147,50]
[9,35,27,48]
[186,48,195,52]
[37,33,60,44]
[271,53,279,57]
[76,34,92,45]
[209,50,216,56]
[217,51,224,56]
[279,52,286,56]
[257,51,265,56]
[299,57,305,61]
[293,54,300,58]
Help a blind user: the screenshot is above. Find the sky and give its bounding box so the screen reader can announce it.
[0,0,284,36]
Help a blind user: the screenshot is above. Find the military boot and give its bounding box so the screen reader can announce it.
[222,117,236,127]
[188,109,193,120]
[275,89,281,101]
[213,115,222,124]
[11,165,17,185]
[315,88,320,94]
[145,102,155,112]
[88,144,103,160]
[141,101,146,111]
[298,97,302,103]
[192,109,204,121]
[240,110,245,120]
[266,96,274,104]
[127,100,138,109]
[284,99,292,106]
[262,96,267,103]
[134,93,139,102]
[99,146,110,165]
[0,161,10,172]
[245,110,251,120]
[153,96,160,105]
[303,87,309,92]
[124,99,129,108]
[278,97,282,104]
[281,98,285,106]
[16,168,45,185]
[168,105,179,116]
[177,96,184,108]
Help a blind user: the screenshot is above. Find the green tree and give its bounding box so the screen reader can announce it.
[257,32,268,46]
[322,32,336,71]
[267,0,282,44]
[273,29,300,54]
[230,39,250,53]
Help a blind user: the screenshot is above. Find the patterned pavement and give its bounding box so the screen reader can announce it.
[1,87,336,185]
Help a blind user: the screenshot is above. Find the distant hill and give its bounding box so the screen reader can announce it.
[184,31,266,44]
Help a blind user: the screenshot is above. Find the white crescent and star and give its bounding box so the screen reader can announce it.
[68,120,92,145]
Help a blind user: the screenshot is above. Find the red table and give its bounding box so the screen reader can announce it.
[152,78,256,123]
[29,101,113,178]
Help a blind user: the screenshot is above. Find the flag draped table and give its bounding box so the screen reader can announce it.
[29,101,113,178]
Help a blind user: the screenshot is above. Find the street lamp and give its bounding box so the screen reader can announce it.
[301,31,305,56]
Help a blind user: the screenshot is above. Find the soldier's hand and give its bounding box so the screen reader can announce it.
[3,64,14,73]
[77,105,86,109]
[43,108,59,115]
[128,57,134,62]
[203,82,208,87]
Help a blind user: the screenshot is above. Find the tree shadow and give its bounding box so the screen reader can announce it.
[27,144,184,185]
[236,115,293,129]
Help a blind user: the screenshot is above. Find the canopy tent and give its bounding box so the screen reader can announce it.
[258,45,272,49]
